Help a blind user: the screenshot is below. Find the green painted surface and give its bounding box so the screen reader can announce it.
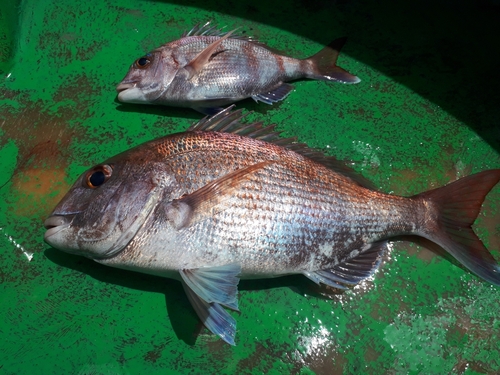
[1,0,499,374]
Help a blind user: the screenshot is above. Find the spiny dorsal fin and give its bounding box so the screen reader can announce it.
[181,21,282,53]
[182,21,253,41]
[188,106,376,189]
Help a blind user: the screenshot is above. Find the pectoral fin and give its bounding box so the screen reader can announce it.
[183,30,236,79]
[304,241,388,289]
[179,264,241,345]
[165,161,273,230]
[179,264,241,310]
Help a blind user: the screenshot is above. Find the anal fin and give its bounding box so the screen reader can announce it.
[304,241,388,289]
[252,83,294,105]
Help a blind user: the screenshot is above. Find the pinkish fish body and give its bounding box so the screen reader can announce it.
[44,108,500,345]
[116,22,360,114]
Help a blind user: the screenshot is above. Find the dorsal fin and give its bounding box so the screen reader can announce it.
[188,106,376,188]
[182,21,253,41]
[181,21,284,53]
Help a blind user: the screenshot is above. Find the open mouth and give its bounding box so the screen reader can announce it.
[116,82,136,93]
[44,215,72,239]
[115,83,148,103]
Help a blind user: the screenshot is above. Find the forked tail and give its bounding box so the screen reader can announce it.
[305,37,361,84]
[415,169,500,285]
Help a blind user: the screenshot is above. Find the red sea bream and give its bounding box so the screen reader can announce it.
[116,22,360,114]
[44,108,500,345]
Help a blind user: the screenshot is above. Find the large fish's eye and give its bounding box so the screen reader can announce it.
[135,56,151,69]
[85,164,113,189]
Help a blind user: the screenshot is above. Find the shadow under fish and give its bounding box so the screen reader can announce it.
[116,21,360,114]
[44,107,500,345]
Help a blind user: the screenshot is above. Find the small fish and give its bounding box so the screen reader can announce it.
[116,22,360,114]
[44,107,500,345]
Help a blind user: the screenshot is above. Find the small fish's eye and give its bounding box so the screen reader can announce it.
[85,164,113,189]
[135,57,151,69]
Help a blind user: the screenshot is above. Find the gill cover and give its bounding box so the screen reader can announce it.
[44,160,173,259]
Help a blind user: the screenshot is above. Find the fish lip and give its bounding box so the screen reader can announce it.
[116,84,150,103]
[116,82,136,93]
[44,215,73,240]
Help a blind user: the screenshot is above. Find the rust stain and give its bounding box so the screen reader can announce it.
[11,168,69,218]
[1,74,96,219]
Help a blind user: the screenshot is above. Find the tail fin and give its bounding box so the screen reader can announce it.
[416,169,500,285]
[305,37,361,84]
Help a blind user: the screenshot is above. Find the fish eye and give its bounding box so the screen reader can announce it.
[135,56,151,69]
[85,164,113,189]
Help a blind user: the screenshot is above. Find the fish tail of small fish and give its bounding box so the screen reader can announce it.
[416,169,500,285]
[304,37,361,84]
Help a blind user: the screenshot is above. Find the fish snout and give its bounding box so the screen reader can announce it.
[44,215,72,240]
[116,82,148,103]
[116,82,136,93]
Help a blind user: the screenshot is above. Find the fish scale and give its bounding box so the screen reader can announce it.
[116,22,361,113]
[141,135,412,274]
[172,139,399,269]
[101,132,398,274]
[44,108,500,345]
[161,37,282,99]
[172,37,294,89]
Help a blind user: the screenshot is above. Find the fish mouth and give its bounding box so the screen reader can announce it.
[44,215,73,240]
[116,82,136,93]
[116,82,149,103]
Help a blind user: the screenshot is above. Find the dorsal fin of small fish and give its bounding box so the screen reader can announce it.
[188,106,375,189]
[182,21,286,56]
[182,21,253,42]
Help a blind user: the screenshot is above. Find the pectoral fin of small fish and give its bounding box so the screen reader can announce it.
[179,264,241,345]
[164,160,274,230]
[252,83,294,105]
[303,241,388,289]
[183,30,236,80]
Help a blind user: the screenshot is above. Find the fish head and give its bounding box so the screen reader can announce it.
[116,48,178,104]
[44,151,175,259]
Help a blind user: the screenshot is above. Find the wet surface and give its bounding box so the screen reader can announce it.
[1,0,499,374]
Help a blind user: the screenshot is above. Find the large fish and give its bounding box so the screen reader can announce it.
[44,108,500,345]
[116,22,360,114]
